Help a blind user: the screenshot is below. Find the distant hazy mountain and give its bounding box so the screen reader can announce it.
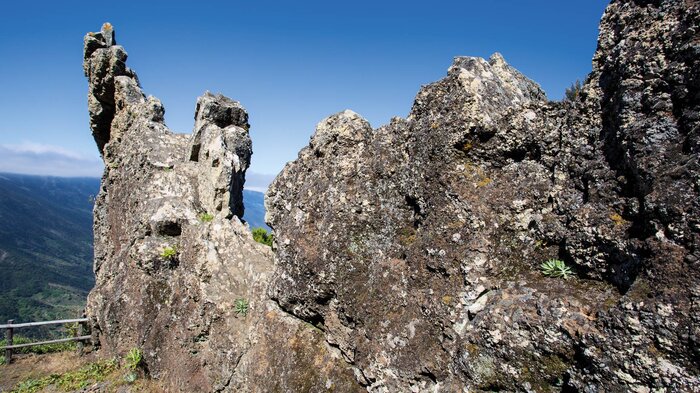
[0,173,269,327]
[0,173,99,327]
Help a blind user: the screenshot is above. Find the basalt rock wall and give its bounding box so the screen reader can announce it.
[266,0,700,391]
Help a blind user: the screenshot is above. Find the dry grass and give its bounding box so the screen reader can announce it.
[0,350,165,392]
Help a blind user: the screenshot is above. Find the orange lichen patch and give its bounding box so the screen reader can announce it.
[461,141,474,151]
[442,295,453,305]
[610,213,626,226]
[477,177,492,187]
[430,122,439,129]
[102,22,113,31]
[463,162,493,187]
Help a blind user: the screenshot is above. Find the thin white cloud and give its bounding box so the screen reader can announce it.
[0,143,103,177]
[244,172,276,192]
[0,142,278,183]
[3,142,87,160]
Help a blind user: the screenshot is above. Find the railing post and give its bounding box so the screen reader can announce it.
[5,319,13,364]
[76,313,85,355]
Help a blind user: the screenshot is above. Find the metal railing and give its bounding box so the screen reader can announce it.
[1,317,91,364]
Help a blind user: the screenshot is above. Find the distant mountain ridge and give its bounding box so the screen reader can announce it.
[0,172,268,327]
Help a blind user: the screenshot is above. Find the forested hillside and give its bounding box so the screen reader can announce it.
[0,173,98,328]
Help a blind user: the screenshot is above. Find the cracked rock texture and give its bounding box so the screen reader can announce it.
[84,24,358,392]
[266,0,699,391]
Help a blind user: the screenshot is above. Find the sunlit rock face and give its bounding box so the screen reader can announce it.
[83,23,359,392]
[266,0,700,391]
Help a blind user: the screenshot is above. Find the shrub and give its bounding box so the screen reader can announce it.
[564,80,582,101]
[234,298,249,317]
[540,259,573,279]
[252,228,273,247]
[64,322,79,337]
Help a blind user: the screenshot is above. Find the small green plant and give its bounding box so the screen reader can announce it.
[160,245,177,260]
[252,227,273,247]
[124,371,138,383]
[541,259,573,279]
[124,347,143,371]
[234,298,249,317]
[198,212,214,222]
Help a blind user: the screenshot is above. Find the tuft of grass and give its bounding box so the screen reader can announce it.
[198,212,214,223]
[124,347,143,371]
[122,347,143,383]
[540,259,573,279]
[252,228,273,247]
[234,298,249,317]
[160,246,177,260]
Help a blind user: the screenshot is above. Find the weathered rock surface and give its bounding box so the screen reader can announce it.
[84,23,358,392]
[85,0,699,390]
[266,0,699,391]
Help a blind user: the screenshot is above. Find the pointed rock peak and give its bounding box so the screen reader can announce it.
[447,52,546,108]
[489,52,506,66]
[101,22,116,46]
[195,92,249,130]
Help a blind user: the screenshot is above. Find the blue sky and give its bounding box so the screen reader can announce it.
[0,0,610,186]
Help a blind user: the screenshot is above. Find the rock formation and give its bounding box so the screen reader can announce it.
[83,23,357,392]
[85,0,699,391]
[266,0,699,391]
